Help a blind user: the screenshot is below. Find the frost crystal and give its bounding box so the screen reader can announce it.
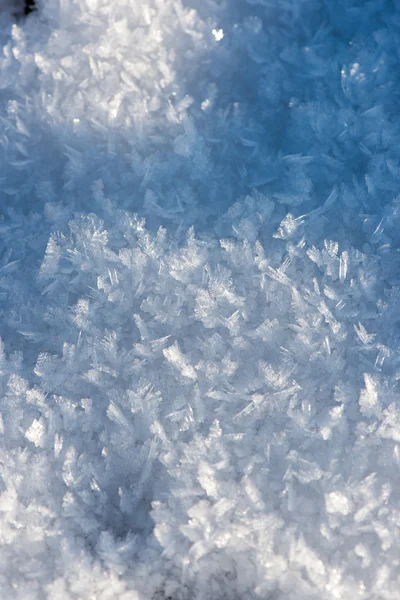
[0,0,400,598]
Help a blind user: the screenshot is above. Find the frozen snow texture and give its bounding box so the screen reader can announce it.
[1,0,400,598]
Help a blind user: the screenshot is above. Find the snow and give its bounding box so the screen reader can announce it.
[0,0,400,598]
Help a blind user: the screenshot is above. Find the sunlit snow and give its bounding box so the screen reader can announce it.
[0,0,399,599]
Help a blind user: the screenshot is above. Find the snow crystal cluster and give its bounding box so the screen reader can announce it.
[1,0,400,598]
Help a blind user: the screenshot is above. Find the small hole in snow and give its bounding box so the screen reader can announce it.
[24,0,35,15]
[24,0,36,15]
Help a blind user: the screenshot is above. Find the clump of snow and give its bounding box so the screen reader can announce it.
[1,0,400,598]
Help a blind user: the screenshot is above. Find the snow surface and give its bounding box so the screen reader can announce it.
[0,0,400,598]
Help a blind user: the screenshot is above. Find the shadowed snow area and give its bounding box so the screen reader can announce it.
[1,0,400,598]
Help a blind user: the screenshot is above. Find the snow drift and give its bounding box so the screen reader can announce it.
[0,0,400,598]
